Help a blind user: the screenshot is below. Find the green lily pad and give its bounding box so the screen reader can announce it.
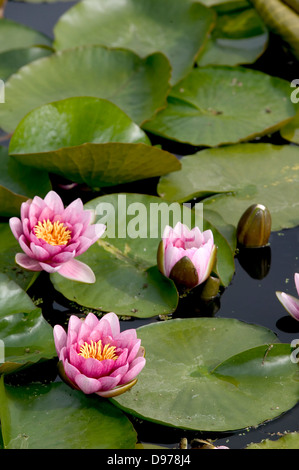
[51,193,235,317]
[143,66,295,147]
[112,317,299,432]
[246,432,299,449]
[53,0,214,85]
[0,145,51,217]
[197,7,269,67]
[158,143,299,231]
[0,273,56,375]
[0,44,171,133]
[0,380,137,449]
[0,224,37,290]
[0,18,51,53]
[9,97,180,188]
[281,107,299,144]
[0,46,53,82]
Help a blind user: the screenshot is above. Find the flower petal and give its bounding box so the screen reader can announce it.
[9,217,23,240]
[276,291,299,321]
[120,356,146,384]
[74,373,102,394]
[15,253,42,271]
[53,325,67,356]
[57,258,96,283]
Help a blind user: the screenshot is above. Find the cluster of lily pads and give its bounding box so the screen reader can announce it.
[0,0,299,450]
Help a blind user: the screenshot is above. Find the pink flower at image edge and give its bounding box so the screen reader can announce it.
[9,191,106,283]
[54,312,146,397]
[276,273,299,321]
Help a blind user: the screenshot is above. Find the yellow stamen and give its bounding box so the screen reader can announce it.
[34,219,71,246]
[79,340,118,361]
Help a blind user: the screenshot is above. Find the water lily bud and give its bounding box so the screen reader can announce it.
[157,222,217,290]
[236,204,271,248]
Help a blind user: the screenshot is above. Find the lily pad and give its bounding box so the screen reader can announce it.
[246,432,299,449]
[0,273,56,375]
[0,224,37,290]
[0,44,171,133]
[197,7,269,67]
[0,145,51,217]
[51,193,235,317]
[143,66,295,147]
[53,0,214,85]
[0,18,51,53]
[0,46,53,82]
[281,108,299,144]
[0,380,137,449]
[158,143,299,231]
[9,97,180,188]
[112,317,299,432]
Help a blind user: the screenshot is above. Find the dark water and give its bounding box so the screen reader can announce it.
[3,0,299,450]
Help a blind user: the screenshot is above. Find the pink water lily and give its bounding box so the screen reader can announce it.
[54,312,146,397]
[276,273,299,321]
[9,191,106,283]
[157,222,217,289]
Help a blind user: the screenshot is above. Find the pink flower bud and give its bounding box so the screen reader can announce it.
[157,222,217,289]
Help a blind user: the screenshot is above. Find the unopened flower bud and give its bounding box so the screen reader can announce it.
[237,204,271,248]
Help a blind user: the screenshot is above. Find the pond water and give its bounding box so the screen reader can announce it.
[2,0,299,450]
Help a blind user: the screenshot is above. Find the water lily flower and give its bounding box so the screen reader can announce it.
[9,190,106,283]
[54,312,146,397]
[157,222,217,289]
[276,273,299,321]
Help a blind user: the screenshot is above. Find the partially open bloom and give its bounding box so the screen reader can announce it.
[157,222,217,289]
[9,191,106,283]
[54,312,146,397]
[276,273,299,321]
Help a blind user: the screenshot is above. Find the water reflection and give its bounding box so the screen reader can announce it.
[237,245,271,280]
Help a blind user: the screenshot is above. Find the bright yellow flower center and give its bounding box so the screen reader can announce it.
[79,340,118,361]
[34,219,71,246]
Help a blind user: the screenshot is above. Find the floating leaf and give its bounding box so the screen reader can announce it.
[246,432,299,449]
[0,273,56,375]
[143,66,295,147]
[9,97,180,188]
[281,108,299,144]
[0,46,53,82]
[0,146,51,217]
[197,7,269,67]
[53,0,214,85]
[197,0,249,8]
[0,380,137,449]
[158,143,299,231]
[0,45,171,132]
[112,317,299,432]
[51,193,235,316]
[0,224,37,290]
[0,18,51,53]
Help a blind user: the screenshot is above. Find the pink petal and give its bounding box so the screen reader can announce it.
[120,356,146,384]
[64,358,81,383]
[74,374,102,394]
[9,217,23,240]
[62,198,84,225]
[100,312,120,337]
[276,291,299,321]
[295,273,299,296]
[44,190,65,214]
[84,312,100,330]
[53,325,67,355]
[164,245,185,277]
[97,375,121,391]
[39,262,62,273]
[57,258,96,283]
[15,253,42,271]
